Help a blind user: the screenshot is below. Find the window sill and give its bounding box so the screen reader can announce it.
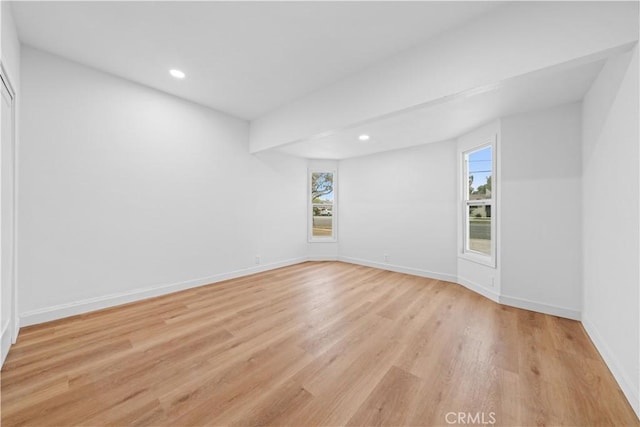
[308,238,338,243]
[459,251,496,268]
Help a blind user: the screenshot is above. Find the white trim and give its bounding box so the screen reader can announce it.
[0,320,11,366]
[20,256,308,327]
[12,316,19,344]
[0,63,16,100]
[458,251,494,268]
[0,63,18,352]
[460,139,496,268]
[338,256,457,283]
[582,317,640,419]
[308,255,339,262]
[499,294,581,320]
[457,275,500,303]
[17,257,585,331]
[456,277,580,320]
[0,319,10,342]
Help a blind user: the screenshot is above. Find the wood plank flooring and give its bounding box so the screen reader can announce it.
[1,261,638,426]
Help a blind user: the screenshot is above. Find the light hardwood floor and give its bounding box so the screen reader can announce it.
[1,262,638,426]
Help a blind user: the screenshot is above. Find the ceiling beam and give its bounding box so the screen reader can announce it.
[250,1,639,153]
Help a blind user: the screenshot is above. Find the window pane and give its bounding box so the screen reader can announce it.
[311,172,334,238]
[313,204,333,237]
[467,146,492,200]
[311,172,334,203]
[468,204,491,255]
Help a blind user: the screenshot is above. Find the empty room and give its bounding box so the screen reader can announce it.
[0,1,638,426]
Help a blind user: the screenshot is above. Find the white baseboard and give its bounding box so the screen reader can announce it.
[308,255,339,261]
[1,319,12,366]
[499,294,581,320]
[338,256,457,283]
[20,256,309,327]
[582,316,640,419]
[457,276,500,303]
[337,259,582,322]
[13,316,19,344]
[18,256,583,327]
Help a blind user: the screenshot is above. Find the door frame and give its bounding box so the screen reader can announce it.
[1,62,18,345]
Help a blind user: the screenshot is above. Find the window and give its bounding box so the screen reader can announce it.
[309,171,337,241]
[463,144,494,264]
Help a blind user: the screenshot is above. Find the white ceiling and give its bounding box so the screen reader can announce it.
[276,58,607,159]
[12,1,499,120]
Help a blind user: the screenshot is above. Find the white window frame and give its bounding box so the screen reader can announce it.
[461,141,496,267]
[308,169,337,243]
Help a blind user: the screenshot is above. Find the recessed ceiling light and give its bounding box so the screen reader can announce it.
[169,69,185,79]
[358,134,370,141]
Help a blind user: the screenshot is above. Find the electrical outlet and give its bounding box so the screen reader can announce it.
[255,255,261,265]
[384,253,389,263]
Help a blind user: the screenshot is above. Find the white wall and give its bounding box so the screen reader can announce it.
[500,103,582,319]
[339,141,457,281]
[252,150,308,265]
[250,1,639,152]
[1,0,20,365]
[18,47,308,325]
[582,46,639,418]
